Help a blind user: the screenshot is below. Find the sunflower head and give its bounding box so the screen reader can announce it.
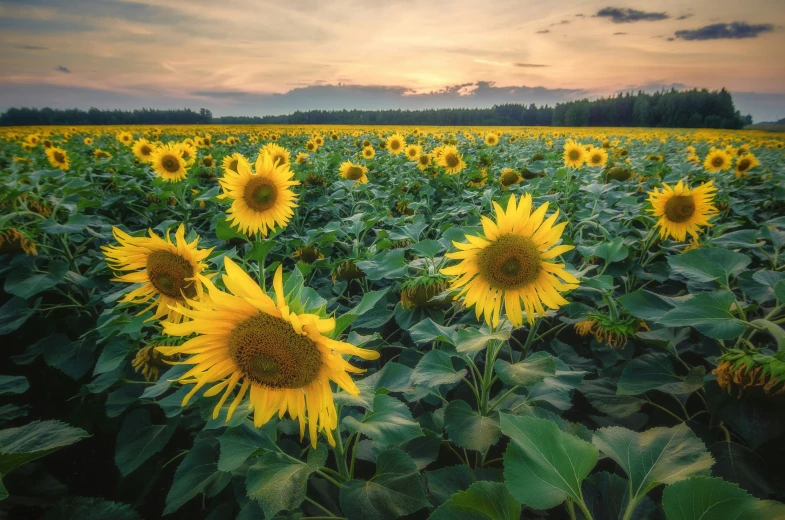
[333,260,366,282]
[437,145,465,174]
[45,147,70,170]
[605,166,633,182]
[587,148,608,168]
[132,343,180,382]
[416,153,432,171]
[713,349,785,397]
[647,180,718,242]
[386,134,405,154]
[400,274,453,309]
[293,244,323,264]
[500,168,521,188]
[0,228,38,256]
[574,312,648,349]
[339,161,368,184]
[563,141,586,168]
[132,139,155,163]
[150,144,188,182]
[484,133,499,146]
[734,153,759,178]
[405,144,421,160]
[362,146,375,159]
[703,148,732,173]
[222,152,250,176]
[261,142,291,168]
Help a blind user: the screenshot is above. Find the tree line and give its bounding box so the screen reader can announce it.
[0,89,750,128]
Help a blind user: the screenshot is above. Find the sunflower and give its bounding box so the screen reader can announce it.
[647,180,718,242]
[84,137,93,145]
[605,166,633,182]
[416,153,432,171]
[339,161,368,184]
[0,228,37,256]
[437,145,465,174]
[361,146,375,159]
[45,147,70,170]
[296,152,309,165]
[703,148,732,173]
[386,133,405,155]
[499,168,521,188]
[102,224,212,323]
[132,139,155,163]
[734,154,759,178]
[94,149,112,160]
[404,144,422,161]
[202,155,215,168]
[175,142,197,166]
[312,135,324,147]
[158,258,380,446]
[400,274,453,309]
[222,152,250,175]
[218,152,299,236]
[150,144,188,182]
[563,141,586,168]
[293,244,323,264]
[441,194,579,327]
[484,133,499,146]
[574,312,648,349]
[587,147,608,168]
[117,131,133,145]
[305,141,318,152]
[261,142,291,167]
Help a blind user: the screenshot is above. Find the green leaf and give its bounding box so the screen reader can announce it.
[333,289,390,337]
[592,424,713,508]
[667,247,750,286]
[40,214,89,234]
[4,260,68,299]
[425,465,475,506]
[658,290,745,339]
[0,420,88,476]
[343,395,423,446]
[93,338,134,375]
[340,449,430,520]
[218,422,277,472]
[42,497,141,520]
[410,350,466,388]
[410,239,445,258]
[595,237,629,263]
[494,352,556,387]
[618,289,679,321]
[0,375,29,396]
[164,442,227,515]
[775,279,785,304]
[579,379,644,418]
[500,414,598,509]
[617,352,705,395]
[245,444,327,518]
[115,409,178,476]
[409,319,457,345]
[662,476,785,520]
[0,297,38,335]
[356,249,408,280]
[430,481,521,520]
[445,400,501,452]
[215,217,247,240]
[455,326,511,355]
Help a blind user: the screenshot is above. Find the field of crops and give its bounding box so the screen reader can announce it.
[2,124,785,519]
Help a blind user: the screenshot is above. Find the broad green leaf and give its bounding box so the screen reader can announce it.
[525,358,586,410]
[340,449,429,520]
[335,362,415,409]
[42,497,141,520]
[410,239,445,258]
[0,297,38,335]
[500,414,598,509]
[343,394,423,446]
[595,237,629,263]
[444,400,501,452]
[93,338,134,375]
[667,247,750,286]
[409,319,458,345]
[425,465,474,506]
[164,442,228,514]
[455,326,511,355]
[4,260,68,299]
[333,288,390,337]
[579,379,644,418]
[217,422,277,472]
[592,424,713,508]
[618,289,679,321]
[115,409,178,476]
[617,352,705,395]
[215,217,247,240]
[0,375,29,396]
[662,476,785,520]
[356,249,408,280]
[431,481,521,520]
[0,421,88,476]
[775,279,785,304]
[245,444,327,518]
[658,291,745,339]
[410,350,466,387]
[40,214,89,234]
[494,352,556,387]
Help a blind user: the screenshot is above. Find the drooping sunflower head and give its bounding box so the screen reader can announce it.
[484,133,499,146]
[441,194,579,328]
[400,274,453,309]
[94,148,112,160]
[339,161,368,184]
[437,145,465,174]
[734,153,759,178]
[0,228,38,256]
[386,133,405,154]
[150,144,188,182]
[713,349,785,397]
[132,138,155,163]
[293,244,324,264]
[563,141,586,168]
[218,152,299,236]
[159,258,380,446]
[467,169,488,188]
[260,142,291,168]
[605,166,633,182]
[222,152,250,176]
[500,168,521,188]
[587,148,608,168]
[703,148,732,173]
[574,312,648,349]
[101,224,212,323]
[647,180,718,242]
[45,147,70,170]
[132,343,180,382]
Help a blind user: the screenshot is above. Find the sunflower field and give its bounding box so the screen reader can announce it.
[2,125,785,519]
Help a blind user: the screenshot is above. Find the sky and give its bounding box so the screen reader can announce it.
[1,0,784,122]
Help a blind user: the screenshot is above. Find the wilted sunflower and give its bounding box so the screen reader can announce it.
[574,312,648,349]
[339,161,368,184]
[437,145,465,174]
[703,148,732,173]
[734,153,759,178]
[484,133,499,146]
[361,146,375,159]
[405,144,422,161]
[159,258,380,446]
[400,274,453,309]
[0,228,38,256]
[261,142,291,167]
[563,141,586,168]
[132,344,179,382]
[605,166,633,182]
[150,144,188,182]
[416,153,431,171]
[293,244,323,264]
[647,180,718,242]
[102,224,212,323]
[222,152,250,175]
[218,152,299,236]
[132,139,155,163]
[587,147,608,168]
[386,133,405,155]
[441,194,579,327]
[45,147,70,170]
[714,349,785,397]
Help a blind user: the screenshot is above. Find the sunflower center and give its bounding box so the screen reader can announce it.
[345,166,364,180]
[591,154,602,164]
[477,234,542,289]
[273,154,285,165]
[161,155,181,173]
[141,145,152,156]
[664,195,696,223]
[244,177,279,211]
[501,170,519,186]
[444,153,460,168]
[737,158,750,171]
[711,156,724,167]
[390,140,401,150]
[228,313,322,389]
[146,250,196,299]
[53,151,65,163]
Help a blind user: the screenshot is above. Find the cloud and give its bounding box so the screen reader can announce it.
[673,21,775,41]
[550,20,570,26]
[514,63,548,68]
[613,32,627,36]
[596,7,669,23]
[536,29,550,34]
[55,66,70,73]
[13,44,49,50]
[676,13,694,20]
